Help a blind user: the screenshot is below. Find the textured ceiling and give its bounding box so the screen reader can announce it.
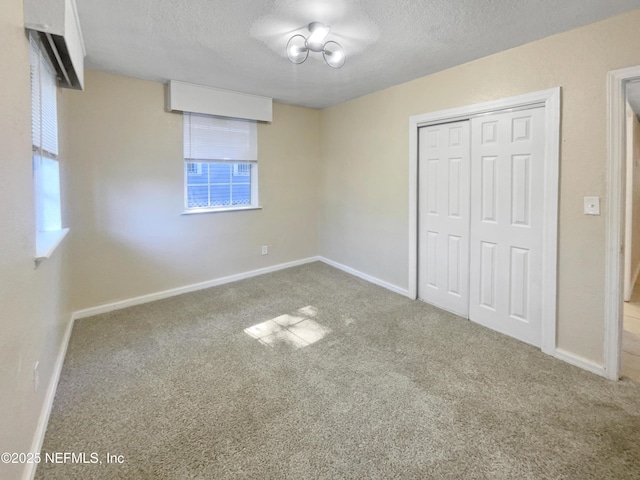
[76,0,640,109]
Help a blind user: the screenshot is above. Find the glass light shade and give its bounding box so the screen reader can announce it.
[323,41,346,68]
[287,34,309,64]
[307,22,330,52]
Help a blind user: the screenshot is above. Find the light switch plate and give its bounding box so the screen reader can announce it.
[584,196,600,215]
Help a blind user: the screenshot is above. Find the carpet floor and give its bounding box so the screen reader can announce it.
[36,262,640,479]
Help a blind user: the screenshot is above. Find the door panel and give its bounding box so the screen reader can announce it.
[418,121,471,317]
[479,241,497,310]
[469,107,545,347]
[481,156,497,221]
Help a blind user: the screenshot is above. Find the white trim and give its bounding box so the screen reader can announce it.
[318,257,411,297]
[167,80,272,122]
[23,315,75,480]
[409,88,561,355]
[24,0,86,89]
[181,206,262,215]
[408,116,419,300]
[72,256,412,321]
[35,228,69,265]
[72,257,320,319]
[624,101,634,302]
[540,89,561,355]
[553,348,606,378]
[605,66,640,381]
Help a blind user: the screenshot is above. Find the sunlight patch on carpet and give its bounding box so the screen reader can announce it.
[244,307,331,349]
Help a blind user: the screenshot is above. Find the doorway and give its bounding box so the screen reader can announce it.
[408,88,560,355]
[606,67,640,381]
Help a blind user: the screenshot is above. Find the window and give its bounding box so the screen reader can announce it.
[183,113,259,213]
[30,34,68,260]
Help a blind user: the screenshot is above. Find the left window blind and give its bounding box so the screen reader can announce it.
[30,34,66,260]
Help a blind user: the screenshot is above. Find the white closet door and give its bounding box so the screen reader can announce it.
[418,121,471,317]
[469,107,545,347]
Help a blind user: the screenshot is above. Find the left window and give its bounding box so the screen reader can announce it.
[30,35,68,260]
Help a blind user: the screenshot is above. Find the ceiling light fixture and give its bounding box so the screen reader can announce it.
[286,22,346,69]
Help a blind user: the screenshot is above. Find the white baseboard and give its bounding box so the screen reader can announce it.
[317,256,410,297]
[72,257,321,320]
[553,348,607,378]
[23,315,75,480]
[72,252,607,382]
[72,255,411,321]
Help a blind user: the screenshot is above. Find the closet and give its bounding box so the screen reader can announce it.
[418,107,545,347]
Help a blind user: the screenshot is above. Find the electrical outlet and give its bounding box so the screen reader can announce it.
[261,245,268,255]
[33,361,39,392]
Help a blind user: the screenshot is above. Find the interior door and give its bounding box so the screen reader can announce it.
[468,107,545,347]
[418,121,471,317]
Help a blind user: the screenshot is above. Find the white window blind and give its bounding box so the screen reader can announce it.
[30,36,58,158]
[30,39,41,150]
[183,113,257,162]
[30,34,62,237]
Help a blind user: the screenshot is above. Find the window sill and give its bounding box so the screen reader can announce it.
[181,206,263,215]
[35,228,69,266]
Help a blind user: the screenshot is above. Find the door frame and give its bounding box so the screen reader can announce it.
[624,100,636,303]
[408,87,561,355]
[605,66,640,380]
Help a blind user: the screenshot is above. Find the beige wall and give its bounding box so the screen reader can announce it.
[0,0,73,477]
[319,9,640,364]
[64,71,320,310]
